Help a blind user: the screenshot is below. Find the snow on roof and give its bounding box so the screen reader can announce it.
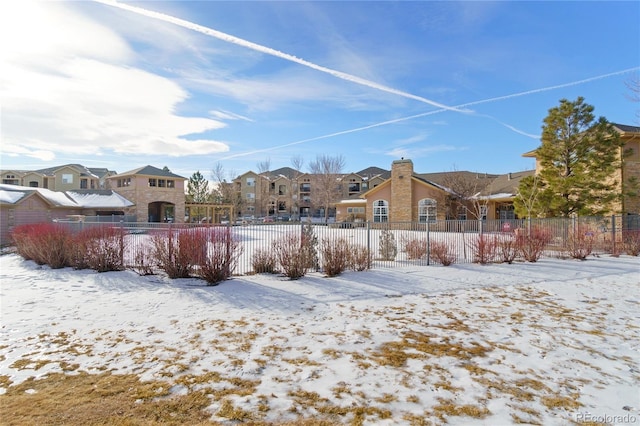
[338,198,366,204]
[0,184,77,207]
[0,184,133,208]
[66,191,135,208]
[0,188,27,204]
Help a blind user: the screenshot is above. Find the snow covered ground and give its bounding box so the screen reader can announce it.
[1,253,639,425]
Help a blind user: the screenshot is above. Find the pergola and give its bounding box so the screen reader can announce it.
[184,203,234,224]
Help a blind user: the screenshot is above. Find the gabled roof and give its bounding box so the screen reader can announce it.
[36,163,99,178]
[66,190,135,208]
[0,184,77,207]
[87,167,117,179]
[0,184,134,208]
[478,170,535,197]
[264,167,301,180]
[112,165,185,179]
[612,123,640,133]
[356,166,390,179]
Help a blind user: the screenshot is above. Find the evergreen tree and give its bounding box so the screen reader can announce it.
[187,171,210,203]
[515,97,623,218]
[187,171,211,221]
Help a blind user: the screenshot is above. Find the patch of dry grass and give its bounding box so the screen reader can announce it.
[0,372,213,426]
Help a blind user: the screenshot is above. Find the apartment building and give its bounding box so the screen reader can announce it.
[232,167,390,219]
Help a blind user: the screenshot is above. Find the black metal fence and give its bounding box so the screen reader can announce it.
[53,215,640,276]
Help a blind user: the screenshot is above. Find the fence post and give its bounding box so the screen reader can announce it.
[479,219,483,236]
[426,221,430,266]
[366,221,371,264]
[611,214,616,255]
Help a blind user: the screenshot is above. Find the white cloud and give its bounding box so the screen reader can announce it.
[0,1,230,161]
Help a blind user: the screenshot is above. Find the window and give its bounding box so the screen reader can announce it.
[300,183,311,192]
[62,174,73,184]
[348,182,360,192]
[373,200,389,223]
[167,180,175,188]
[246,177,255,187]
[278,184,287,195]
[457,206,467,221]
[29,181,39,187]
[480,205,488,220]
[418,198,437,223]
[158,179,166,188]
[118,178,131,187]
[246,193,255,202]
[347,207,365,214]
[148,178,157,187]
[80,179,88,189]
[278,201,287,212]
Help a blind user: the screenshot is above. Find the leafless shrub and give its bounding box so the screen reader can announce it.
[273,232,308,279]
[320,237,351,277]
[195,227,243,285]
[470,234,498,264]
[151,228,207,279]
[429,240,456,266]
[496,234,519,264]
[11,223,71,269]
[623,229,640,256]
[251,248,277,274]
[517,227,552,262]
[350,245,371,271]
[73,226,125,272]
[562,226,595,260]
[401,236,428,260]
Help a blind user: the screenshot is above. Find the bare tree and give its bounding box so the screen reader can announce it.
[256,158,272,216]
[289,155,305,220]
[308,154,345,223]
[625,72,640,124]
[211,162,242,220]
[440,168,494,220]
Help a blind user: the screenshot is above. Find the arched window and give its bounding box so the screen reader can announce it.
[418,198,437,223]
[373,200,389,223]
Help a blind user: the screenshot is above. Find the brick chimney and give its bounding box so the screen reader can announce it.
[390,158,413,222]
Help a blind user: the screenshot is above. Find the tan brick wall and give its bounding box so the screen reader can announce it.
[390,159,414,222]
[112,176,186,223]
[623,140,640,214]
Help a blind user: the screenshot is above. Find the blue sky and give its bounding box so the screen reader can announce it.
[1,1,638,181]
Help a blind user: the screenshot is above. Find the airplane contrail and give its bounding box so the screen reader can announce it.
[220,67,639,159]
[93,0,468,113]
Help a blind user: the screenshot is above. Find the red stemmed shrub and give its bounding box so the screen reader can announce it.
[516,226,552,262]
[11,223,71,269]
[623,229,640,256]
[151,227,208,279]
[320,237,351,277]
[470,234,498,264]
[401,237,428,260]
[71,226,126,272]
[195,227,243,285]
[563,226,595,260]
[273,232,308,280]
[429,240,456,266]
